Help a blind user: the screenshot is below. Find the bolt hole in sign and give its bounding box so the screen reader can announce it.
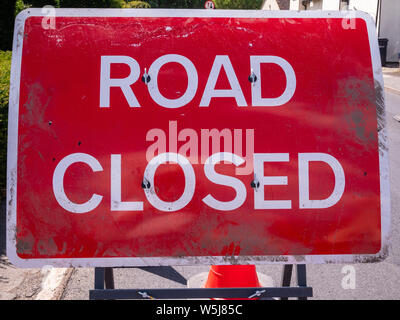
[7,9,390,267]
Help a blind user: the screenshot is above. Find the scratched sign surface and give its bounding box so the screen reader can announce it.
[7,9,390,267]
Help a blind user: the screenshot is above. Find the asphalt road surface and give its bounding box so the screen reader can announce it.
[58,91,400,299]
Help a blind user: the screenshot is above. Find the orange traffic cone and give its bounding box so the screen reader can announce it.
[205,265,261,300]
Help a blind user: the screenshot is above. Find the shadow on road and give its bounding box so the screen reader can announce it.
[138,266,187,285]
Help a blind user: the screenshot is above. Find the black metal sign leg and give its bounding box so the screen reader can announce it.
[296,264,308,300]
[94,267,105,290]
[94,267,115,290]
[280,264,293,300]
[280,264,308,300]
[105,267,115,289]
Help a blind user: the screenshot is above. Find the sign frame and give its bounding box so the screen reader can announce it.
[7,8,390,268]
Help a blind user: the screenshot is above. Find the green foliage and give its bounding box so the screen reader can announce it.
[14,0,128,9]
[150,0,204,8]
[15,0,31,16]
[0,51,12,198]
[0,52,11,117]
[57,0,124,7]
[25,0,60,7]
[109,0,126,7]
[123,1,151,8]
[214,0,263,9]
[147,0,263,9]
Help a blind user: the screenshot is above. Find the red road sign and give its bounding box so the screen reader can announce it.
[7,9,390,267]
[204,1,215,9]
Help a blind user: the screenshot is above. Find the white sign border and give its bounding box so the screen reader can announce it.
[7,8,390,268]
